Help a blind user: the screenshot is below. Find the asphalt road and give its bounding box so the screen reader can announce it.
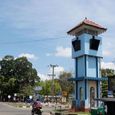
[0,102,52,115]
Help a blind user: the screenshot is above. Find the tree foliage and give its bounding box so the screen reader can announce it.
[101,69,114,97]
[58,72,74,98]
[101,69,114,77]
[38,79,61,96]
[0,55,39,99]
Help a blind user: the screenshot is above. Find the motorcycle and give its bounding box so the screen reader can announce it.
[31,101,42,115]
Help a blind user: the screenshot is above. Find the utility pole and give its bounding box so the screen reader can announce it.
[112,59,115,75]
[48,64,58,96]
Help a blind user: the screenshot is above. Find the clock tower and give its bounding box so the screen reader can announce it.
[67,18,107,111]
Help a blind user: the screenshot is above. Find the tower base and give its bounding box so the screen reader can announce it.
[70,106,90,112]
[70,100,90,112]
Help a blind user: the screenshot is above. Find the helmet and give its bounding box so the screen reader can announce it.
[36,99,39,101]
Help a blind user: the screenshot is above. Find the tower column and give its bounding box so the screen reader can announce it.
[84,55,87,100]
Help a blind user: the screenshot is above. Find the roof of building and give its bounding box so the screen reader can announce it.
[67,18,107,36]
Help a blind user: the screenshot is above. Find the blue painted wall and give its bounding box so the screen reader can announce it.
[72,33,102,58]
[87,56,96,77]
[72,31,103,109]
[77,57,85,77]
[76,55,101,78]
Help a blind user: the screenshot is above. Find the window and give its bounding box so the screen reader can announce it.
[72,39,81,51]
[90,36,100,50]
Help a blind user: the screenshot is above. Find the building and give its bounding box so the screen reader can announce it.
[67,18,107,111]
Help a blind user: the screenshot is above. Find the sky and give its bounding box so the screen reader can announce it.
[0,0,115,80]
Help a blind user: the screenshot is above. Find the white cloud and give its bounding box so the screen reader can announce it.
[18,53,38,60]
[103,50,112,57]
[54,46,71,57]
[38,73,50,81]
[1,0,115,75]
[38,66,64,81]
[46,46,71,58]
[101,61,115,70]
[48,66,64,78]
[54,66,64,74]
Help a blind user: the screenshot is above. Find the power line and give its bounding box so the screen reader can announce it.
[0,37,65,45]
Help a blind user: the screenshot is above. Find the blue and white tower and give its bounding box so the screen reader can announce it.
[67,18,107,111]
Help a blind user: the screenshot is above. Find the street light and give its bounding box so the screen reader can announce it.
[112,59,115,75]
[8,95,11,102]
[14,93,17,102]
[0,90,1,101]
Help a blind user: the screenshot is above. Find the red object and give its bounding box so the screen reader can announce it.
[33,101,42,109]
[82,18,106,30]
[67,18,107,36]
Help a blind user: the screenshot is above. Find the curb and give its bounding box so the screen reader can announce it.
[15,105,32,109]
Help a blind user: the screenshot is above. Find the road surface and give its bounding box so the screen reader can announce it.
[0,102,52,115]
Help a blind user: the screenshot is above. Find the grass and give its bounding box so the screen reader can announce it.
[75,112,91,115]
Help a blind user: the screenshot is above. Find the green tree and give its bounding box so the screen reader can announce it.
[0,55,15,98]
[38,79,61,96]
[101,69,114,77]
[54,79,61,96]
[59,72,74,99]
[14,57,39,96]
[20,85,34,96]
[0,55,40,99]
[0,55,15,78]
[101,69,114,97]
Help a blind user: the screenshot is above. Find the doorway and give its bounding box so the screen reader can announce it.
[90,87,95,107]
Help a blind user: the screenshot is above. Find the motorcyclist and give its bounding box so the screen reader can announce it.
[32,99,42,115]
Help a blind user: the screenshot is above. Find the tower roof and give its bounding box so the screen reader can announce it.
[67,18,107,36]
